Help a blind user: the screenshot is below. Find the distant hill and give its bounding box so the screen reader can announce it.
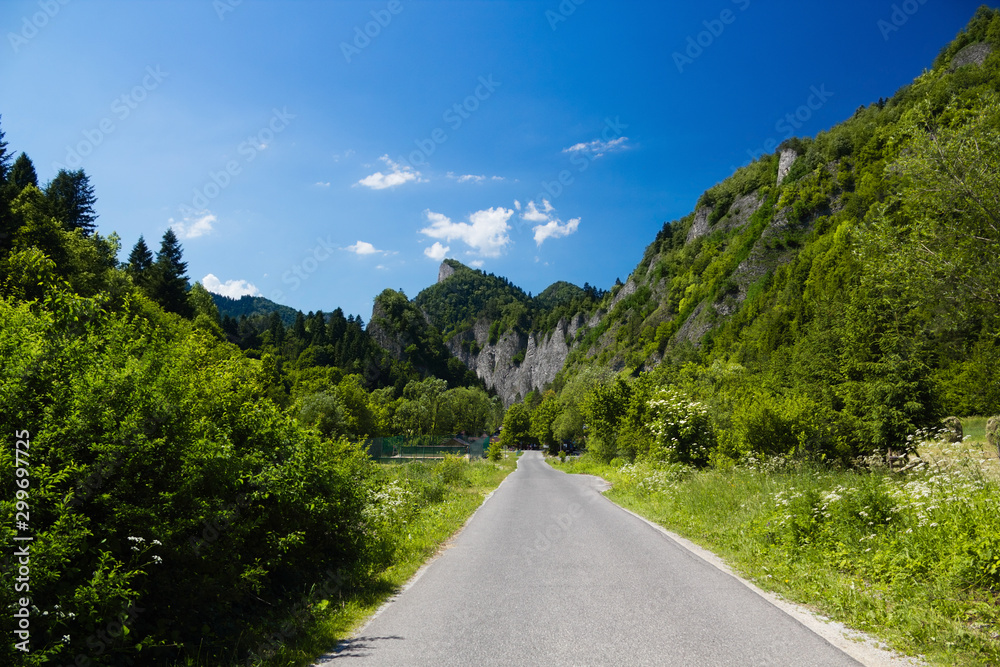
[211,293,300,326]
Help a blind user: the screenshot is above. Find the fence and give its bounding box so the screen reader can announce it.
[366,435,491,462]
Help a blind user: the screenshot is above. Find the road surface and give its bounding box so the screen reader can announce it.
[316,452,889,666]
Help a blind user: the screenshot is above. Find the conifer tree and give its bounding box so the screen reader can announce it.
[150,228,193,317]
[44,169,98,234]
[7,153,37,195]
[127,235,154,289]
[0,116,10,185]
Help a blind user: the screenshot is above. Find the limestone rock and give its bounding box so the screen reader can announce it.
[949,42,993,71]
[987,416,1000,459]
[777,148,799,185]
[437,261,456,284]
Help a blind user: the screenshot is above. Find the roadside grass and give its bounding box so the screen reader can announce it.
[179,455,518,667]
[551,449,1000,666]
[919,417,999,478]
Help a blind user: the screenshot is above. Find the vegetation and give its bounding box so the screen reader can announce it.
[0,117,503,666]
[535,8,1000,469]
[414,258,605,342]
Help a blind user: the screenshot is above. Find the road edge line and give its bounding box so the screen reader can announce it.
[611,502,926,667]
[329,457,521,649]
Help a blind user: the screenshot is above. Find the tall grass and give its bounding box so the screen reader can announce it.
[555,448,1000,666]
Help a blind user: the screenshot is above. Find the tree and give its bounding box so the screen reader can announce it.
[127,235,154,289]
[863,95,1000,311]
[44,169,98,235]
[499,403,532,448]
[149,228,192,317]
[6,153,37,196]
[530,390,563,454]
[187,282,223,337]
[0,115,11,184]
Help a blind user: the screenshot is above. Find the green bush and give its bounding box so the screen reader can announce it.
[0,295,374,666]
[646,388,715,466]
[716,387,839,461]
[437,454,468,486]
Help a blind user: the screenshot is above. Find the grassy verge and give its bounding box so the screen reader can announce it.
[550,447,1000,666]
[180,454,518,667]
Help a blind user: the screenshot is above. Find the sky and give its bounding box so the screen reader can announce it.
[0,0,987,321]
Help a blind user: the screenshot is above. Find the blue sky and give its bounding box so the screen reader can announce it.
[0,0,986,320]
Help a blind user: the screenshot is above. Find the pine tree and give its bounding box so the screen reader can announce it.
[7,153,37,196]
[127,235,154,289]
[0,118,12,251]
[150,228,192,317]
[44,169,98,234]
[293,311,307,341]
[0,116,11,185]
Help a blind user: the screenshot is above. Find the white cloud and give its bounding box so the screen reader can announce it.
[562,136,629,158]
[202,273,261,299]
[356,155,424,190]
[533,217,580,246]
[445,173,504,184]
[346,240,382,255]
[520,198,554,223]
[170,210,216,239]
[315,181,331,188]
[468,260,484,268]
[420,207,513,257]
[424,242,450,262]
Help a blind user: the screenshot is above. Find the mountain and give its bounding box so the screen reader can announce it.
[211,292,300,326]
[374,7,1000,428]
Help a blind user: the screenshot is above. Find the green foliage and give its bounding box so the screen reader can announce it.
[647,387,714,466]
[487,438,504,461]
[530,390,563,453]
[0,294,374,665]
[499,402,531,448]
[581,376,632,463]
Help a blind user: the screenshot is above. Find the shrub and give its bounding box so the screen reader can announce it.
[437,454,468,486]
[487,439,504,461]
[646,388,715,466]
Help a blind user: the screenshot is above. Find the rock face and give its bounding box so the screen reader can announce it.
[949,42,993,71]
[777,148,799,185]
[447,314,587,406]
[437,262,456,284]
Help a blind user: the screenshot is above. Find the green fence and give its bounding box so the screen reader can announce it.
[366,435,491,462]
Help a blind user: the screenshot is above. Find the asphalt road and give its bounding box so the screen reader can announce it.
[316,451,866,666]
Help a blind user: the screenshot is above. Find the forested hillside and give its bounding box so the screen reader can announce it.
[507,7,1000,464]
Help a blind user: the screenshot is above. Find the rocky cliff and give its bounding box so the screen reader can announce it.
[446,313,587,406]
